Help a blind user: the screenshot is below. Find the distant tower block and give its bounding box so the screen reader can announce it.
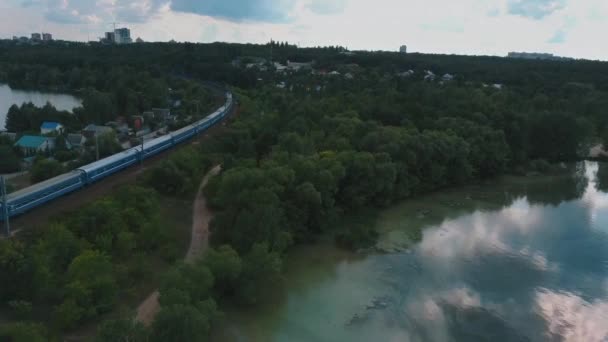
[400,45,407,53]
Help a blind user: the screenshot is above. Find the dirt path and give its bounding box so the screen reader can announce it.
[135,165,221,326]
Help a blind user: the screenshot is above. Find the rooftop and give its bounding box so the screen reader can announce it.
[14,135,48,148]
[41,121,62,130]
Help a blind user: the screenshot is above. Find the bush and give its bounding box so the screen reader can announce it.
[54,150,79,162]
[529,159,552,173]
[7,300,33,319]
[0,146,20,173]
[30,158,64,183]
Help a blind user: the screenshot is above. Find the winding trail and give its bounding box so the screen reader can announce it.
[135,165,222,326]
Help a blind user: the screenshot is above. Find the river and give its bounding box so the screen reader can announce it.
[220,162,608,342]
[0,83,82,130]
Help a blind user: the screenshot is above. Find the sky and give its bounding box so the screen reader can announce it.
[0,0,606,60]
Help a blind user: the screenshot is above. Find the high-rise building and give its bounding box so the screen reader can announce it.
[114,28,132,44]
[31,33,41,41]
[103,31,116,44]
[42,33,53,41]
[400,45,407,54]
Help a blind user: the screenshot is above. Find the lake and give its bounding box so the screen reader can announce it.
[0,83,82,130]
[221,162,608,342]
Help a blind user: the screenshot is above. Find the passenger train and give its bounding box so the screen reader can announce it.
[0,92,233,221]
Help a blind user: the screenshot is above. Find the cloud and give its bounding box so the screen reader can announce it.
[201,23,219,42]
[306,0,348,15]
[535,288,608,342]
[487,8,501,17]
[548,29,566,43]
[507,0,566,19]
[22,0,167,24]
[170,0,297,23]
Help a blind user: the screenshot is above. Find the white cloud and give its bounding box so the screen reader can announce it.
[2,0,608,60]
[535,288,608,342]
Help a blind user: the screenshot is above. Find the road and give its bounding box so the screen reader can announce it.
[135,165,221,325]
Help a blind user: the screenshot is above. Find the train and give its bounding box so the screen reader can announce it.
[0,92,233,221]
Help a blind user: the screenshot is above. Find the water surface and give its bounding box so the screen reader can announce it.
[0,84,81,130]
[223,162,608,342]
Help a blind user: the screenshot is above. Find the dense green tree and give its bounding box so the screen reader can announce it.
[30,158,64,183]
[58,250,117,327]
[204,245,242,296]
[159,262,214,307]
[0,239,35,302]
[0,145,20,173]
[150,304,212,342]
[236,243,282,306]
[96,317,148,342]
[0,322,47,342]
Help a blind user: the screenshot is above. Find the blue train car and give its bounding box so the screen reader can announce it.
[171,124,197,144]
[143,135,173,159]
[0,91,235,222]
[78,147,142,183]
[6,171,85,216]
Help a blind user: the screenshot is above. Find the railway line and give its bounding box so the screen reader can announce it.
[1,91,234,229]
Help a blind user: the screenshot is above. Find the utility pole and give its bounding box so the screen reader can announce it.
[95,133,100,161]
[141,129,144,166]
[1,176,10,237]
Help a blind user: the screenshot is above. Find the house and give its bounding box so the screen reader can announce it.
[105,121,130,137]
[344,73,354,80]
[82,124,113,139]
[442,73,455,82]
[152,108,171,121]
[67,133,86,149]
[397,70,415,78]
[424,70,436,81]
[287,61,313,71]
[14,135,55,155]
[328,71,341,76]
[40,122,64,135]
[274,62,287,73]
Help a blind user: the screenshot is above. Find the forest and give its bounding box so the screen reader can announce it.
[0,40,607,340]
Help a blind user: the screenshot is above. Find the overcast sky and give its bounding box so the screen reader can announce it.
[0,0,605,60]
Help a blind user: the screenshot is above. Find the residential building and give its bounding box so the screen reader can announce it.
[274,62,287,73]
[31,33,41,41]
[287,61,313,71]
[152,108,171,121]
[400,45,407,53]
[105,121,130,137]
[442,73,455,82]
[66,133,86,149]
[82,124,113,139]
[397,70,415,77]
[42,33,53,41]
[40,122,64,135]
[136,37,144,43]
[14,135,55,155]
[114,28,132,44]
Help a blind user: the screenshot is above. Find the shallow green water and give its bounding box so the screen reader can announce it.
[221,162,608,342]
